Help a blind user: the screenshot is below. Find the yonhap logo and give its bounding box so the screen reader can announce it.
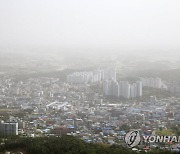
[125,130,141,148]
[125,131,180,148]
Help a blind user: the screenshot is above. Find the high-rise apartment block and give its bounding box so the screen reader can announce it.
[67,68,115,85]
[0,121,18,136]
[104,80,142,99]
[140,77,162,89]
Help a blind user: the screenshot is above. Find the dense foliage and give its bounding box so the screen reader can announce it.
[0,136,178,154]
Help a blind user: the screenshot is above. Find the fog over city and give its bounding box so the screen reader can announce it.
[0,1,180,154]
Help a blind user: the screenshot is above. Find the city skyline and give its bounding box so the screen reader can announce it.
[0,1,180,153]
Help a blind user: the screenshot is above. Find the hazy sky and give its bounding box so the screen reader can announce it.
[0,0,180,53]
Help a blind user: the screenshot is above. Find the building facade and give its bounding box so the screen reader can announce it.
[0,121,18,136]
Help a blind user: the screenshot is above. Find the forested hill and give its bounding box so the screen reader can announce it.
[0,136,176,154]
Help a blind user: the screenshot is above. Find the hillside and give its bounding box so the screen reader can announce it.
[0,136,176,154]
